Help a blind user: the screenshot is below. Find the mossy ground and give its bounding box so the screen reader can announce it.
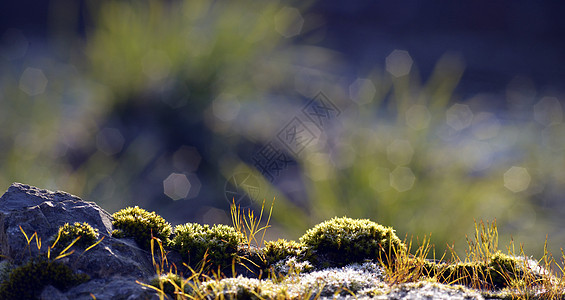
[112,206,173,250]
[138,209,565,299]
[3,204,565,299]
[0,258,89,299]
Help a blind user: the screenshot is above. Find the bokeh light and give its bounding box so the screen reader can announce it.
[446,103,473,131]
[212,94,241,123]
[385,50,413,78]
[389,167,415,192]
[504,167,531,193]
[405,105,431,130]
[534,97,563,126]
[184,173,201,200]
[349,78,376,104]
[274,7,303,38]
[163,173,191,200]
[19,68,47,96]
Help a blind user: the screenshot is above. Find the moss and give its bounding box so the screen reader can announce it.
[53,222,99,249]
[263,239,305,266]
[170,223,244,272]
[435,251,525,289]
[487,251,520,288]
[111,206,172,250]
[0,260,13,284]
[0,258,89,300]
[236,245,266,277]
[299,217,405,267]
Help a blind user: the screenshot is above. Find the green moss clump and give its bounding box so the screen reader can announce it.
[54,222,99,249]
[487,251,520,288]
[171,223,244,271]
[299,217,405,267]
[111,206,172,250]
[263,239,305,266]
[0,258,89,299]
[436,251,524,289]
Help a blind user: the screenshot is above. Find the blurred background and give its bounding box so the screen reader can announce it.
[1,0,565,261]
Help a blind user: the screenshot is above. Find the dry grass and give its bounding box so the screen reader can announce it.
[380,220,565,299]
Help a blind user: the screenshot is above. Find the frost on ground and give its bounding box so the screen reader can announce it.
[199,261,483,299]
[200,262,385,299]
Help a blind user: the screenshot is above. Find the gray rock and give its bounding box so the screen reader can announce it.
[60,236,156,279]
[0,183,113,259]
[40,285,69,300]
[65,277,160,300]
[0,183,161,298]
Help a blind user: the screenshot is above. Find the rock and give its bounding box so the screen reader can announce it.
[0,183,160,298]
[40,285,69,300]
[64,278,160,300]
[38,278,160,300]
[0,183,113,259]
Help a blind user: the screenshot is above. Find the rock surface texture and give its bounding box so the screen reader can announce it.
[0,183,158,299]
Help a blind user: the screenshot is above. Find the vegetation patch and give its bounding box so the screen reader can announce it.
[299,216,405,267]
[112,206,173,250]
[0,258,89,300]
[263,239,305,266]
[53,222,99,249]
[170,223,244,272]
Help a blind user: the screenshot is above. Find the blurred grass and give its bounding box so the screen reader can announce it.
[1,0,564,262]
[234,53,563,259]
[0,0,304,212]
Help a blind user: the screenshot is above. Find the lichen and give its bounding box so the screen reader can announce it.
[200,276,282,300]
[287,262,385,297]
[111,206,172,250]
[272,256,313,276]
[299,217,405,267]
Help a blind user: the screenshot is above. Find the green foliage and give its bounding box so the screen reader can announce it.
[54,222,99,249]
[299,217,405,267]
[171,223,244,272]
[263,239,305,266]
[0,258,89,300]
[112,206,172,250]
